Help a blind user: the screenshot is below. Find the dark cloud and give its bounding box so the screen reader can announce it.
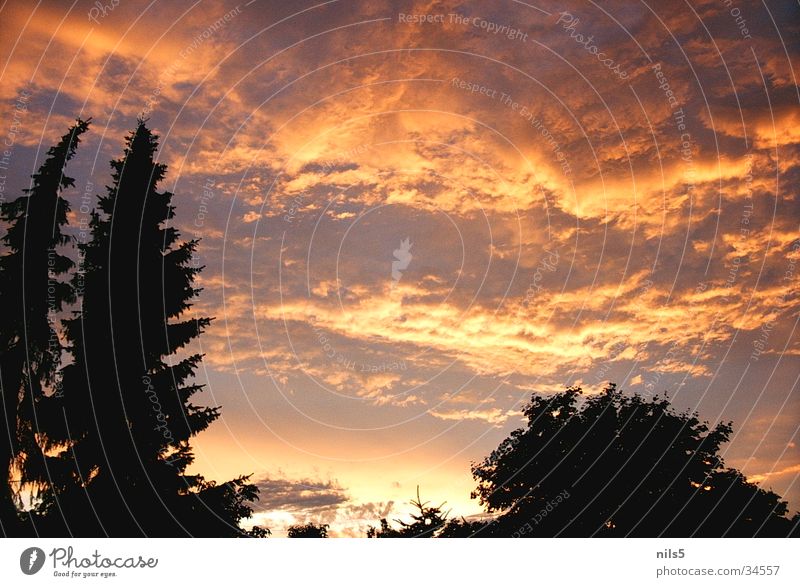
[247,475,396,536]
[252,476,350,512]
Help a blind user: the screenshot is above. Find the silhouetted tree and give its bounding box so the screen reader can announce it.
[471,384,798,537]
[367,487,448,537]
[436,517,491,537]
[50,120,261,536]
[437,517,496,537]
[0,120,90,534]
[287,523,329,538]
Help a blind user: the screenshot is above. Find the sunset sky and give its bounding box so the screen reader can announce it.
[0,0,798,536]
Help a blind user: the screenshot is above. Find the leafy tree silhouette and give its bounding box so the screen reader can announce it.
[367,487,448,537]
[0,120,90,535]
[469,384,798,537]
[436,517,487,537]
[46,120,263,536]
[287,523,329,538]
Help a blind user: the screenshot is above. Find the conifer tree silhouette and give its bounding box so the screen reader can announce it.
[367,487,448,537]
[0,120,90,535]
[53,120,261,536]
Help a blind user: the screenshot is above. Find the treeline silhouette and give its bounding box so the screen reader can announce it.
[367,385,800,538]
[1,120,797,538]
[287,523,329,538]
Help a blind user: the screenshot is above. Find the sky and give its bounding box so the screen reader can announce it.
[0,0,798,536]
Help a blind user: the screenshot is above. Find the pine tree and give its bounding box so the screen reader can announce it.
[56,120,260,536]
[0,120,90,535]
[367,487,448,537]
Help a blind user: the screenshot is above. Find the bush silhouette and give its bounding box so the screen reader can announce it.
[287,523,329,538]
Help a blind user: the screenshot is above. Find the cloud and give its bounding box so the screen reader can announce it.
[251,476,349,512]
[747,463,800,485]
[247,473,398,537]
[429,406,518,426]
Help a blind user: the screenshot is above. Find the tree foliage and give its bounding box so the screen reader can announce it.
[287,523,329,538]
[0,120,265,537]
[0,120,90,533]
[469,384,797,537]
[367,487,449,538]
